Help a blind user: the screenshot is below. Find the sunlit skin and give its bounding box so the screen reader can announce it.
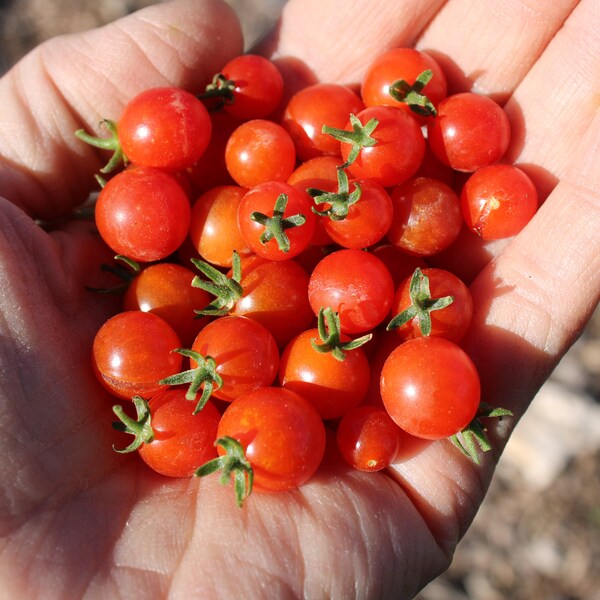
[0,1,599,598]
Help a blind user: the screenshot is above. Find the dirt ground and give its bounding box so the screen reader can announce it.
[1,1,598,599]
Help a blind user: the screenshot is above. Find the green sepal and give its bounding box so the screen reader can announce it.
[308,168,362,221]
[112,396,154,454]
[197,73,236,108]
[75,119,127,174]
[388,69,437,117]
[321,113,379,168]
[191,251,243,316]
[311,306,372,362]
[86,254,141,295]
[250,193,307,253]
[449,402,514,464]
[195,436,254,508]
[386,267,454,336]
[159,349,223,413]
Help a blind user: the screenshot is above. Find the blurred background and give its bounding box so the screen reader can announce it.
[1,1,598,598]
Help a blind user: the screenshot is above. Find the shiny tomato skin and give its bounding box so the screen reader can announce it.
[92,311,183,400]
[283,83,365,161]
[123,262,210,348]
[341,106,425,187]
[138,388,220,478]
[229,254,315,348]
[189,185,252,268]
[381,337,480,439]
[308,249,395,334]
[460,164,539,240]
[336,405,401,472]
[95,166,191,262]
[118,87,211,171]
[190,316,279,403]
[238,181,316,261]
[279,328,370,420]
[427,93,510,172]
[217,386,326,493]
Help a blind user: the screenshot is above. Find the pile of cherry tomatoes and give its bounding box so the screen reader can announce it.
[79,48,533,507]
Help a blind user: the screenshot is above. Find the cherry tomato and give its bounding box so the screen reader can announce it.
[237,181,316,261]
[229,254,315,347]
[427,92,511,172]
[138,389,220,478]
[370,244,427,288]
[283,82,365,161]
[225,119,296,189]
[118,87,211,171]
[95,166,191,262]
[308,249,395,334]
[387,176,463,256]
[123,262,211,348]
[279,328,370,420]
[336,405,401,472]
[361,48,447,123]
[460,164,539,239]
[92,311,183,399]
[190,316,279,403]
[217,386,326,492]
[189,185,252,268]
[380,337,480,439]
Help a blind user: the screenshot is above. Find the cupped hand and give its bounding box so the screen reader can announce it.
[0,0,598,598]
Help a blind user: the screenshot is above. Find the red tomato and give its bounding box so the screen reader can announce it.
[225,119,296,189]
[283,82,365,161]
[427,93,511,172]
[190,316,279,402]
[370,244,427,288]
[361,48,447,123]
[95,166,191,262]
[387,176,463,256]
[336,405,401,471]
[279,328,370,420]
[92,311,183,399]
[217,386,326,493]
[237,181,316,261]
[460,164,539,239]
[381,337,480,439]
[229,254,315,347]
[122,262,211,348]
[308,249,395,334]
[137,389,220,478]
[189,185,252,268]
[118,87,211,171]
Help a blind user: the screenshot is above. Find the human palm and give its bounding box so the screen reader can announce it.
[0,0,598,598]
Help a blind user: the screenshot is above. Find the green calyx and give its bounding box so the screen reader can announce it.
[159,349,223,414]
[75,119,126,174]
[322,113,379,168]
[195,436,254,508]
[112,396,154,453]
[86,254,140,295]
[198,73,236,107]
[388,69,437,117]
[308,168,362,221]
[191,251,243,317]
[449,403,514,464]
[250,193,307,253]
[311,307,372,362]
[386,268,454,336]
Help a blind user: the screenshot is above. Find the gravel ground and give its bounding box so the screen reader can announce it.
[1,1,598,599]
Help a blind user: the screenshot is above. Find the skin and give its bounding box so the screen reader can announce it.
[0,0,598,598]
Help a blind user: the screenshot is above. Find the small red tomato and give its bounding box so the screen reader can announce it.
[217,386,326,493]
[460,164,539,239]
[138,389,221,478]
[427,93,510,172]
[336,405,401,472]
[92,311,182,400]
[95,166,191,262]
[119,87,211,171]
[381,337,480,439]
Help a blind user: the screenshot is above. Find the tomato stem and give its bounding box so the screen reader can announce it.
[311,307,372,361]
[111,396,154,453]
[322,113,378,168]
[197,73,236,108]
[86,254,140,295]
[308,168,362,221]
[75,119,127,174]
[388,69,438,117]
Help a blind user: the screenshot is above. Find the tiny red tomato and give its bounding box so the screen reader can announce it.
[380,337,480,439]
